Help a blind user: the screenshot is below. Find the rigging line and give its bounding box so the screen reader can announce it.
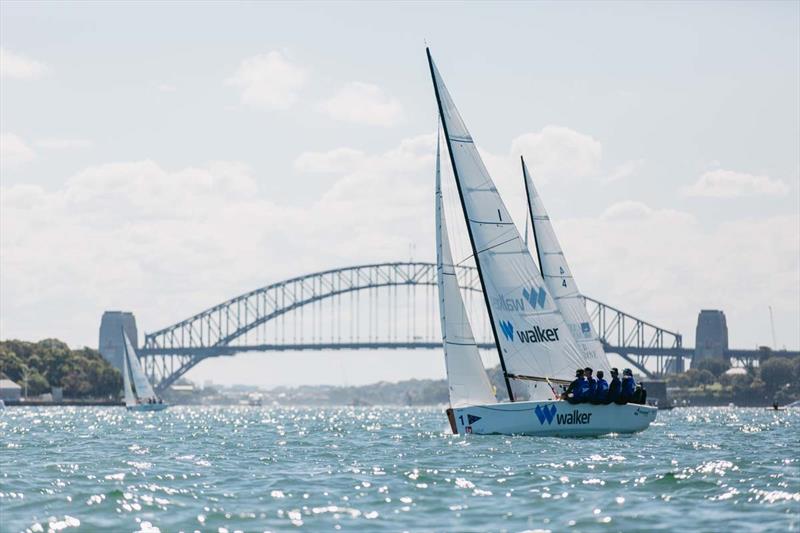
[467,218,516,226]
[475,236,518,256]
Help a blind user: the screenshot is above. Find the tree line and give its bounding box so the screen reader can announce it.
[0,339,121,399]
[667,356,800,405]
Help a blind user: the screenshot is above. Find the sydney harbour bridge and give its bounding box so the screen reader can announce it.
[99,261,797,393]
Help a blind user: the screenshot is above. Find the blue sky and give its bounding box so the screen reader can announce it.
[2,1,798,386]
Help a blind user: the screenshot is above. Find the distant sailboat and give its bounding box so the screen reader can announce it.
[122,330,167,412]
[428,48,655,436]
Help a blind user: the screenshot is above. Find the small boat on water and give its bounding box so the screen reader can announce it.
[122,330,168,412]
[429,48,655,436]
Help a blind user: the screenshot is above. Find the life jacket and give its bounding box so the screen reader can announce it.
[586,377,597,398]
[621,376,636,397]
[594,378,609,400]
[576,377,590,399]
[607,377,621,401]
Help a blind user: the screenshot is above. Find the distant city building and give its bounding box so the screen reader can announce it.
[0,379,22,401]
[98,311,138,371]
[694,310,729,361]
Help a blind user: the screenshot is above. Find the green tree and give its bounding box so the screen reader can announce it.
[694,358,731,378]
[759,357,794,393]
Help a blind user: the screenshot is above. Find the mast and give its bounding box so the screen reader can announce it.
[426,48,514,401]
[522,156,545,276]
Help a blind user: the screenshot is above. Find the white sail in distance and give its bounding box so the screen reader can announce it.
[123,332,157,401]
[427,49,587,399]
[522,157,611,369]
[122,330,136,408]
[436,130,497,408]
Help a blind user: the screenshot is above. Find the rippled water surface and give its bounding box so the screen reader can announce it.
[1,406,798,532]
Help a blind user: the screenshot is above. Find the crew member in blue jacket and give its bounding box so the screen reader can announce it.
[619,368,636,404]
[562,369,586,404]
[607,368,622,404]
[584,367,596,401]
[591,370,609,404]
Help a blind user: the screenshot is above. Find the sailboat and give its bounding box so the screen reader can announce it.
[122,330,168,412]
[429,48,655,436]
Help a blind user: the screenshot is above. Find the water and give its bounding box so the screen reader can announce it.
[1,406,797,532]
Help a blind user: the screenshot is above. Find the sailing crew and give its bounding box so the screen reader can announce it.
[632,383,647,405]
[620,368,636,404]
[562,369,586,404]
[584,368,596,400]
[591,370,609,404]
[607,368,622,404]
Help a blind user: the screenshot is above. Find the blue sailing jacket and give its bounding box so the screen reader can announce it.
[586,377,597,399]
[621,376,636,399]
[593,378,609,402]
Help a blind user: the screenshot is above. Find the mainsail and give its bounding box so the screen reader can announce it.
[436,131,497,408]
[122,331,136,407]
[522,157,610,368]
[123,331,157,401]
[427,49,587,400]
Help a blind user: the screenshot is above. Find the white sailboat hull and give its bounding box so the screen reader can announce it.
[450,400,656,437]
[126,403,169,412]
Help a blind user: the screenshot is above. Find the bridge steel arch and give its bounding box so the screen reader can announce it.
[141,262,481,391]
[140,261,686,392]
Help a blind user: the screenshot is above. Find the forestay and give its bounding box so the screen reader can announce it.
[123,332,157,401]
[522,158,610,369]
[436,131,497,408]
[427,49,587,398]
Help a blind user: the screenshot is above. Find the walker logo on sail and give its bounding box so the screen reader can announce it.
[498,321,560,343]
[499,320,515,341]
[522,286,547,309]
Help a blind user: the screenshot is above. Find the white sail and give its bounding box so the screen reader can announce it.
[122,331,136,407]
[522,157,611,369]
[427,49,586,399]
[123,332,157,401]
[436,131,497,408]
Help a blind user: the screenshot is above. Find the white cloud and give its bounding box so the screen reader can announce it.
[0,133,36,168]
[0,136,436,346]
[294,147,366,174]
[35,138,94,150]
[319,82,403,126]
[2,131,798,365]
[606,159,645,182]
[226,51,308,110]
[509,126,602,182]
[683,169,789,197]
[0,47,47,80]
[554,203,799,348]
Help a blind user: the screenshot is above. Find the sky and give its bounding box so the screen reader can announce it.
[1,1,798,387]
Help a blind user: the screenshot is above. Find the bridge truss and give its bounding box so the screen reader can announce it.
[140,262,686,391]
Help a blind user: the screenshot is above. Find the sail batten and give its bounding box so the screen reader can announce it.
[428,49,589,401]
[522,157,611,369]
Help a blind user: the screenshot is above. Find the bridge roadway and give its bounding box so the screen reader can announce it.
[106,261,796,392]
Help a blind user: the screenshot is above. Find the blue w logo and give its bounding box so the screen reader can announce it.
[534,404,557,425]
[498,320,514,342]
[523,286,547,309]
